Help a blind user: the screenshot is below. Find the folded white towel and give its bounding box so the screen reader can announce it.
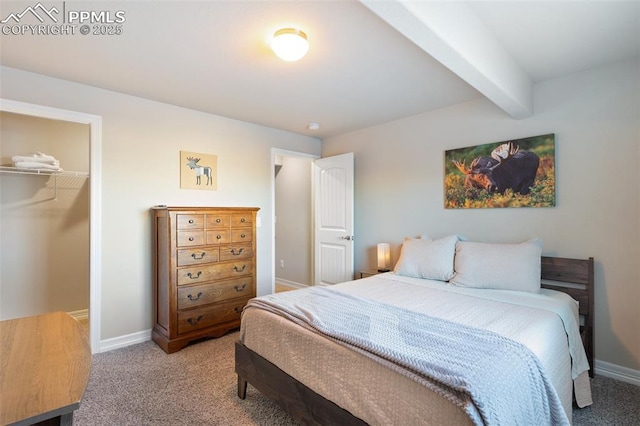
[12,152,60,167]
[12,157,61,167]
[14,161,63,171]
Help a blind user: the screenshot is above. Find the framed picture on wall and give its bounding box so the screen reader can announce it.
[444,134,555,208]
[180,151,218,190]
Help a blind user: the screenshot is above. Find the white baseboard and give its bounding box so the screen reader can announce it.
[67,309,89,322]
[595,359,640,386]
[275,277,308,289]
[98,329,152,353]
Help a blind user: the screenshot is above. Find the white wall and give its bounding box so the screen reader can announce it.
[0,66,321,342]
[322,59,640,372]
[275,156,313,286]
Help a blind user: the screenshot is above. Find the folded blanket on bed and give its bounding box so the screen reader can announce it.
[247,287,570,426]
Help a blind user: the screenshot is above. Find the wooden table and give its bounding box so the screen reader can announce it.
[0,312,91,425]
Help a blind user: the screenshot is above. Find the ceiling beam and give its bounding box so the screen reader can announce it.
[360,0,533,119]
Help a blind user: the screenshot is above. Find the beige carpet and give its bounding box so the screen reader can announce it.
[75,331,296,425]
[75,330,640,425]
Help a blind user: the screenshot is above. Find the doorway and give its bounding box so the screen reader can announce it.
[272,149,319,292]
[0,99,102,353]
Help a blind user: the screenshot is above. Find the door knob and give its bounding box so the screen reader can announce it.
[340,235,353,241]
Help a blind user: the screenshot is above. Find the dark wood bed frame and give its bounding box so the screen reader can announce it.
[235,256,595,425]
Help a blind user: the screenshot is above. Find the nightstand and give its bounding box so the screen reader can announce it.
[359,269,389,279]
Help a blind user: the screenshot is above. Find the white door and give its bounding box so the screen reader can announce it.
[313,153,354,285]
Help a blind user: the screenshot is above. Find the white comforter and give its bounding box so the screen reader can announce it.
[241,273,593,424]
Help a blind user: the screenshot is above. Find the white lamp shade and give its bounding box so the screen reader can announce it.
[377,243,391,271]
[271,28,309,62]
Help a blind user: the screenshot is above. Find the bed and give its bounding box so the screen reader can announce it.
[236,237,594,425]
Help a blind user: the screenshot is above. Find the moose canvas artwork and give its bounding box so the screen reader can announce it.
[445,134,555,208]
[180,151,218,191]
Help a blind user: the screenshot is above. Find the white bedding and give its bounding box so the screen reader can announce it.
[240,273,592,424]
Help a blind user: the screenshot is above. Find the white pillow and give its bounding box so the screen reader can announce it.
[393,235,461,281]
[449,239,543,293]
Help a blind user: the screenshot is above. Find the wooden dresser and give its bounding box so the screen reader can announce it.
[152,206,259,353]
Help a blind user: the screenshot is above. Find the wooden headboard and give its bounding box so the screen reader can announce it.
[541,256,595,377]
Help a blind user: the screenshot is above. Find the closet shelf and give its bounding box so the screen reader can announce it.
[0,166,89,178]
[0,166,88,201]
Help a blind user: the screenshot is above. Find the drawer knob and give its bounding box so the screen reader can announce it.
[187,292,203,301]
[234,283,247,292]
[188,237,194,241]
[188,219,194,224]
[216,234,222,240]
[240,233,246,239]
[216,218,221,223]
[231,248,244,256]
[191,252,206,260]
[187,315,203,325]
[240,218,246,223]
[186,271,202,279]
[233,265,246,273]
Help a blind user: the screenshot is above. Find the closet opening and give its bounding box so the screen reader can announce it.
[0,99,102,353]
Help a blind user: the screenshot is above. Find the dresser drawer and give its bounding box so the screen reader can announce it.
[206,230,230,245]
[177,230,205,247]
[177,261,254,285]
[177,214,204,230]
[231,213,253,227]
[177,277,253,309]
[177,297,250,334]
[206,213,230,228]
[219,243,253,262]
[231,229,252,243]
[177,247,219,267]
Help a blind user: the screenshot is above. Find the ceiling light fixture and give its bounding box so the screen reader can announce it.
[271,28,309,62]
[307,122,320,130]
